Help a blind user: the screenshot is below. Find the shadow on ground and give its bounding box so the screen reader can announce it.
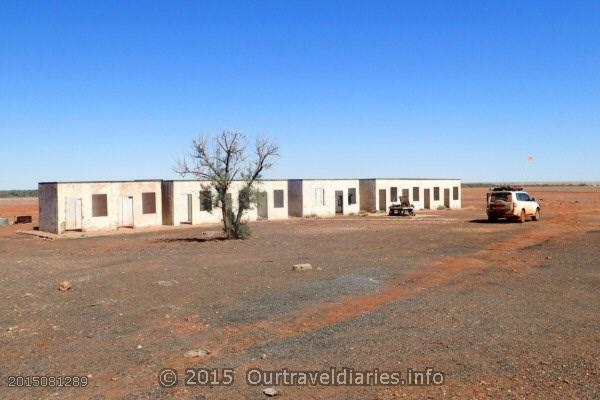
[469,219,515,224]
[154,236,228,243]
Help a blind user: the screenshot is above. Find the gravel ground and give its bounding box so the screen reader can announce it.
[0,188,599,399]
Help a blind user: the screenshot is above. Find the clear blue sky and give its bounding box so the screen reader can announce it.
[1,1,599,189]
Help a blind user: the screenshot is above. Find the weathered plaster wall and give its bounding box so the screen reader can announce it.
[169,180,263,226]
[298,179,361,217]
[38,183,58,233]
[255,180,289,220]
[372,179,462,210]
[54,181,163,233]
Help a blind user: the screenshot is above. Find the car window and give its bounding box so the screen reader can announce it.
[490,193,511,202]
[516,193,530,201]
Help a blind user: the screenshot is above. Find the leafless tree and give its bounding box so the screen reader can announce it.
[175,131,279,239]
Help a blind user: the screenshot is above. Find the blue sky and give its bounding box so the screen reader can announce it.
[1,1,599,189]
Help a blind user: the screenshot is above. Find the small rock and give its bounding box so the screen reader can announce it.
[58,281,72,291]
[292,263,312,272]
[155,280,178,287]
[263,387,279,397]
[546,256,552,260]
[136,344,143,349]
[184,348,210,358]
[260,353,267,359]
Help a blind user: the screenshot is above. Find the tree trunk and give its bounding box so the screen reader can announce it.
[219,189,232,239]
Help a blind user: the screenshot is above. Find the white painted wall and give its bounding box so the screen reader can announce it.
[39,177,462,235]
[255,180,289,220]
[298,179,360,217]
[169,180,289,226]
[54,181,163,233]
[372,179,461,211]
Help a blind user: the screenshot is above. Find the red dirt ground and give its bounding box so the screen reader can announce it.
[0,198,38,237]
[0,187,599,399]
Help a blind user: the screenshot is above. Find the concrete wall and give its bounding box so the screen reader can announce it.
[255,180,289,220]
[38,183,59,233]
[367,179,462,211]
[48,181,163,233]
[296,179,361,217]
[38,177,462,234]
[166,180,289,226]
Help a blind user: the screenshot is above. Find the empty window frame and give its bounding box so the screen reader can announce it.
[433,187,440,201]
[200,190,213,211]
[238,189,250,209]
[390,187,398,202]
[348,188,357,205]
[274,190,284,208]
[402,188,409,202]
[412,187,420,201]
[314,188,325,206]
[453,186,459,200]
[142,192,156,214]
[92,194,108,217]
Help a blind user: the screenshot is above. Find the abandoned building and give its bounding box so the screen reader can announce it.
[288,179,361,217]
[161,179,289,226]
[38,180,163,234]
[359,178,462,212]
[38,178,461,234]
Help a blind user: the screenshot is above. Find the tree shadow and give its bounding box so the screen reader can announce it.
[154,236,228,243]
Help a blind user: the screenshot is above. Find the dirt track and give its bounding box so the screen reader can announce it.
[0,188,599,399]
[0,198,37,237]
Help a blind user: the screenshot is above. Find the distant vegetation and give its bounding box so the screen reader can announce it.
[464,182,597,188]
[0,190,38,198]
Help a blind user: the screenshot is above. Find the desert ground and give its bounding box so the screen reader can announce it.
[0,187,599,399]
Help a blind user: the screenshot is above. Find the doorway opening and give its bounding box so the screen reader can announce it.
[378,189,387,211]
[444,188,450,208]
[335,190,344,214]
[257,191,268,219]
[65,197,82,231]
[424,189,431,209]
[181,193,193,224]
[120,195,134,227]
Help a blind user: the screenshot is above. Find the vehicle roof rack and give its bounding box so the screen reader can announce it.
[490,186,523,192]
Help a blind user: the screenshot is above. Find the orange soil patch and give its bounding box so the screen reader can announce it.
[95,193,598,397]
[0,197,38,217]
[0,198,38,237]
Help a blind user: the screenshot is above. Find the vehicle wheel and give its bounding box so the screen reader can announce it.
[532,208,540,221]
[488,215,497,222]
[519,209,526,223]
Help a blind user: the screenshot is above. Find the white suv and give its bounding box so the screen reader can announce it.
[486,187,541,223]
